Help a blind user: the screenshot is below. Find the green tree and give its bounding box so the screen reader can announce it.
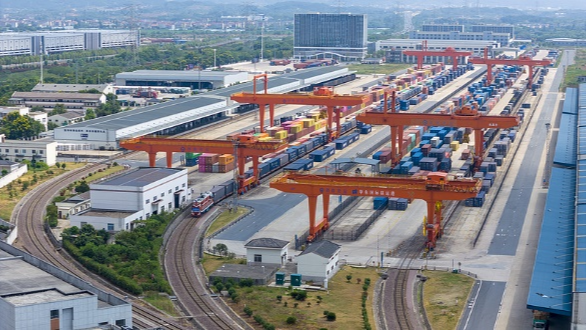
[0,112,45,139]
[85,108,96,120]
[61,163,66,169]
[49,104,67,116]
[47,122,59,130]
[75,181,90,193]
[286,316,296,324]
[1,169,7,176]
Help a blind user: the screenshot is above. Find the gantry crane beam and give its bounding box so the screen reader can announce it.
[469,48,551,86]
[230,75,367,140]
[270,172,481,247]
[120,136,288,192]
[403,42,472,71]
[357,103,520,166]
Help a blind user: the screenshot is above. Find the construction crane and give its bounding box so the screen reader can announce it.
[403,41,472,71]
[469,48,552,86]
[357,102,520,168]
[270,172,481,248]
[230,74,367,140]
[120,135,288,193]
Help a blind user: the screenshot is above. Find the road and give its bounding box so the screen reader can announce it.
[458,281,506,330]
[488,52,570,255]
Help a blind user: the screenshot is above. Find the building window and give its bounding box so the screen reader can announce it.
[50,310,59,319]
[182,183,186,187]
[146,213,150,218]
[168,202,172,209]
[168,189,172,194]
[254,254,262,262]
[175,186,179,191]
[182,196,186,202]
[327,270,330,275]
[81,222,87,226]
[146,199,150,204]
[107,223,114,231]
[32,150,36,154]
[40,150,44,154]
[161,192,164,197]
[161,206,165,213]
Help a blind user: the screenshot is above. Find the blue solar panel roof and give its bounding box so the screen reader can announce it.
[527,167,574,315]
[554,113,577,167]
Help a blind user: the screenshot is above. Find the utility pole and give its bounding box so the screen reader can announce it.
[260,14,265,63]
[213,48,217,68]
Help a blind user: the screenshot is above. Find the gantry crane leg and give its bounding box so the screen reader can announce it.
[166,151,173,168]
[269,103,275,126]
[259,104,266,133]
[426,200,443,249]
[474,128,484,170]
[148,152,156,167]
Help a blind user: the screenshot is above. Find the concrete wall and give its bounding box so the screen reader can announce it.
[0,163,27,189]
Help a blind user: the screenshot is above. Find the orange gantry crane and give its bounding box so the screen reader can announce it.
[120,135,288,192]
[270,172,481,248]
[357,102,520,167]
[403,41,472,71]
[469,48,552,86]
[231,74,367,140]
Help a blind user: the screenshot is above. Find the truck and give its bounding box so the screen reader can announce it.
[191,192,214,217]
[533,311,549,329]
[270,59,291,66]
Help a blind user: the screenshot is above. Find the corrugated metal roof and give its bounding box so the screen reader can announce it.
[94,167,184,187]
[63,96,224,130]
[116,70,244,81]
[554,113,577,167]
[527,167,575,315]
[330,158,380,166]
[207,77,301,98]
[299,240,340,258]
[563,88,578,115]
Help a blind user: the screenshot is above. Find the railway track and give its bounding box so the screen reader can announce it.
[12,162,186,330]
[165,209,249,330]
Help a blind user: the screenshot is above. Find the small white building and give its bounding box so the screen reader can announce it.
[245,238,290,265]
[296,240,341,287]
[0,106,47,130]
[0,241,132,330]
[48,111,85,127]
[0,140,57,166]
[71,167,190,231]
[55,192,91,219]
[32,83,114,95]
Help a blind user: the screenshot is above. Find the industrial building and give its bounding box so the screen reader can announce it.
[546,38,586,47]
[32,83,114,95]
[294,13,368,61]
[408,30,510,47]
[70,167,190,231]
[0,241,132,330]
[114,70,249,90]
[0,140,57,166]
[372,39,498,64]
[53,66,354,149]
[8,92,106,112]
[527,84,586,328]
[469,24,515,37]
[0,30,138,56]
[421,24,464,32]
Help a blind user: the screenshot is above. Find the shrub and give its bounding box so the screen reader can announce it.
[276,295,282,302]
[239,278,254,287]
[243,306,253,317]
[253,315,264,324]
[286,316,297,324]
[346,274,353,282]
[294,303,299,308]
[323,310,329,316]
[327,312,337,321]
[214,282,224,292]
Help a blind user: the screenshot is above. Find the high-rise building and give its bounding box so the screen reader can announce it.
[294,13,367,62]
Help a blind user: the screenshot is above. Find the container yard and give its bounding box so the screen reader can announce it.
[37,45,580,330]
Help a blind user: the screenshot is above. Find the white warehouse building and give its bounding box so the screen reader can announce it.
[115,70,249,90]
[0,241,132,330]
[53,66,354,149]
[71,167,190,231]
[0,140,57,166]
[296,240,341,288]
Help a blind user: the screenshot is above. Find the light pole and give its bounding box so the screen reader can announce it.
[213,49,217,68]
